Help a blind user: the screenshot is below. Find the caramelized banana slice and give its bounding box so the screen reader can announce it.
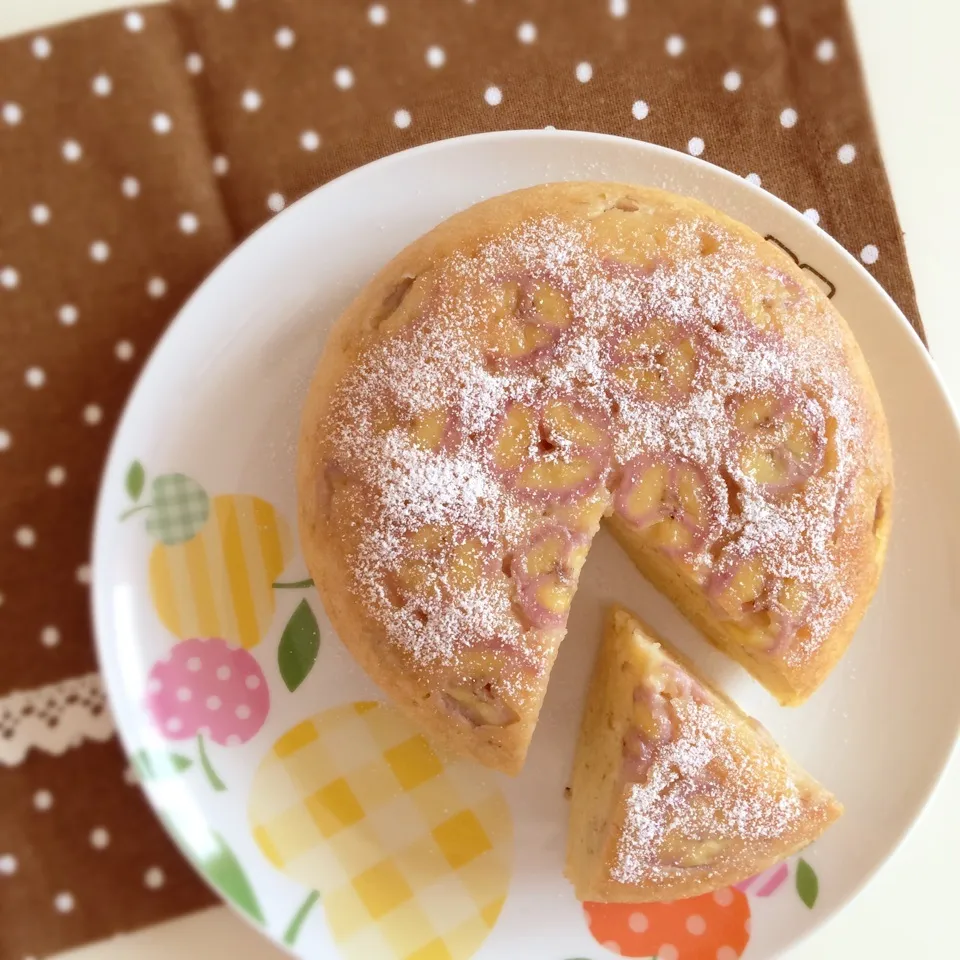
[728,391,826,493]
[615,455,719,557]
[480,275,574,364]
[511,525,590,628]
[612,316,698,403]
[490,398,612,502]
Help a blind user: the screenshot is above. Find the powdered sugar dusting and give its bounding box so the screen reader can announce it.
[319,192,880,690]
[612,696,828,885]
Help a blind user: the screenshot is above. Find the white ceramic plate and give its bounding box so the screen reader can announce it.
[93,132,960,960]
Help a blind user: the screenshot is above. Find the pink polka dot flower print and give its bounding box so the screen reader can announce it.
[145,637,268,789]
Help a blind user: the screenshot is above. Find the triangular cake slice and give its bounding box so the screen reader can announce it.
[566,606,842,902]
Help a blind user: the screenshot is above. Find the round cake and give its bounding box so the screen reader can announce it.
[297,183,892,775]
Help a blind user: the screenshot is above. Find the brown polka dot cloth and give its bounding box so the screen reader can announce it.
[0,0,922,956]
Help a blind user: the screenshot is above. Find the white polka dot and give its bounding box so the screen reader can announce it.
[185,52,204,74]
[245,674,261,690]
[717,948,739,960]
[713,887,735,906]
[225,734,242,747]
[54,892,75,913]
[144,867,165,889]
[90,827,110,849]
[212,155,229,176]
[206,695,222,711]
[34,789,53,810]
[2,102,22,125]
[121,176,140,198]
[122,763,138,785]
[124,11,145,32]
[152,112,172,134]
[665,34,685,56]
[146,677,162,695]
[601,943,622,956]
[115,339,135,362]
[25,367,46,389]
[631,99,649,120]
[187,656,202,672]
[15,526,36,548]
[241,89,262,111]
[0,266,19,289]
[723,70,741,91]
[517,22,537,44]
[627,911,649,932]
[816,38,836,62]
[744,917,752,935]
[217,0,235,9]
[235,704,252,720]
[860,243,879,265]
[804,207,820,224]
[165,717,183,733]
[47,466,66,486]
[425,45,446,68]
[0,429,10,451]
[62,140,82,162]
[686,914,707,935]
[32,36,52,59]
[147,276,167,298]
[576,61,593,83]
[300,129,321,151]
[41,626,60,647]
[544,124,556,131]
[0,854,17,875]
[780,107,798,128]
[393,108,412,128]
[90,241,110,262]
[334,67,354,90]
[267,192,286,213]
[368,3,388,25]
[275,26,295,49]
[31,204,51,225]
[610,0,629,17]
[216,666,231,681]
[838,143,857,164]
[178,212,199,234]
[59,304,79,325]
[83,404,103,425]
[757,5,778,27]
[92,73,112,96]
[484,85,502,106]
[175,686,192,702]
[658,946,678,960]
[745,172,762,187]
[687,136,705,157]
[76,563,91,584]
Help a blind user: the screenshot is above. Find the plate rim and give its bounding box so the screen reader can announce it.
[91,129,960,958]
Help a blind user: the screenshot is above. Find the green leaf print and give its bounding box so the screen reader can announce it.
[132,749,192,780]
[278,599,321,692]
[125,460,146,501]
[161,814,265,925]
[796,858,819,909]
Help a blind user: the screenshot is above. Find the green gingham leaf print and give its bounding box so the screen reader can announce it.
[145,473,210,545]
[278,599,321,692]
[796,858,819,908]
[125,460,146,501]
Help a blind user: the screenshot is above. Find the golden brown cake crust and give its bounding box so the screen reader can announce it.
[297,182,892,774]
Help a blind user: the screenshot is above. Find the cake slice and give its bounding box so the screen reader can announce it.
[566,606,842,902]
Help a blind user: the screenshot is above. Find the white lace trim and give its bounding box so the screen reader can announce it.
[0,672,115,766]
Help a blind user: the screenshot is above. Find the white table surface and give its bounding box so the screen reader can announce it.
[4,1,957,957]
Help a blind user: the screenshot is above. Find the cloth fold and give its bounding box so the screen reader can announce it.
[0,1,921,956]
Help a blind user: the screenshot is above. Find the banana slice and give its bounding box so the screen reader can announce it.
[612,316,698,403]
[480,275,574,364]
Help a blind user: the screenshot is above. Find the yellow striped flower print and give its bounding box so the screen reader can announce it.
[149,494,294,648]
